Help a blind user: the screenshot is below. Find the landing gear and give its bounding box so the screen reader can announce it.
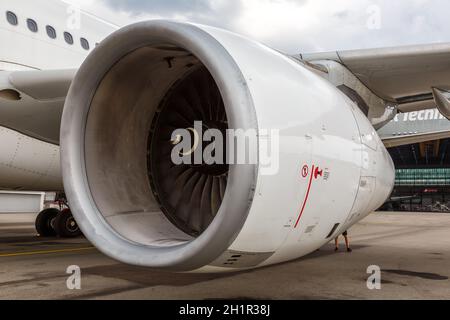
[35,193,82,238]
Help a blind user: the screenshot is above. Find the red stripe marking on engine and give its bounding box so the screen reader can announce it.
[294,165,315,229]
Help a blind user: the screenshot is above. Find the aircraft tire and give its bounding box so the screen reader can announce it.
[35,208,60,237]
[54,209,82,238]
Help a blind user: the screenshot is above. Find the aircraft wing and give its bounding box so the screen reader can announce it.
[0,69,76,144]
[300,42,450,116]
[2,43,450,146]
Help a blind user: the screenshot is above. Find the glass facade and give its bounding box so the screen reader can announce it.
[395,168,450,186]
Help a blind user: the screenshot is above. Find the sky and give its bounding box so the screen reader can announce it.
[66,0,450,54]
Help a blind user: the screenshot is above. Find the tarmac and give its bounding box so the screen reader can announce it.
[0,212,449,300]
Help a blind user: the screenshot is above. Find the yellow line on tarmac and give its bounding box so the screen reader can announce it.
[0,247,96,258]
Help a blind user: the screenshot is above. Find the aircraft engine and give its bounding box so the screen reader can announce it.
[60,20,394,272]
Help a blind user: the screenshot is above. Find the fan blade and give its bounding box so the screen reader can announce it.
[148,67,229,236]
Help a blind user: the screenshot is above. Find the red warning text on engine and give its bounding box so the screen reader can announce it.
[314,167,323,179]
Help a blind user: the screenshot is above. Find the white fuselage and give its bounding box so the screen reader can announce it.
[0,0,115,191]
[0,0,114,71]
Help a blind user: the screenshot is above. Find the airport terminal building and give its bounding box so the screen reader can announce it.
[385,140,450,212]
[380,111,450,212]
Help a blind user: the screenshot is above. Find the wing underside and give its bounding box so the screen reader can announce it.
[300,43,450,147]
[300,42,450,114]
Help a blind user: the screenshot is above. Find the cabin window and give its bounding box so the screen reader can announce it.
[27,19,38,33]
[6,11,18,26]
[64,32,74,45]
[46,25,56,39]
[80,37,90,50]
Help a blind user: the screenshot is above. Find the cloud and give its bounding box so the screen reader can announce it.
[76,0,450,53]
[100,0,243,27]
[102,0,220,17]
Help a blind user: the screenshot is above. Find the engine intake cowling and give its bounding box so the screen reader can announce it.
[61,21,394,272]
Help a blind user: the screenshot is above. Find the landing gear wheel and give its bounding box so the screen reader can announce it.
[35,208,59,237]
[54,209,82,238]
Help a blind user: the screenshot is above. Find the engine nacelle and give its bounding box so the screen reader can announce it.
[61,20,394,272]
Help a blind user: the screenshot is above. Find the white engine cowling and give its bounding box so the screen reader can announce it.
[60,20,394,272]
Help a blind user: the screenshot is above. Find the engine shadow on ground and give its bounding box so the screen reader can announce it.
[80,244,368,288]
